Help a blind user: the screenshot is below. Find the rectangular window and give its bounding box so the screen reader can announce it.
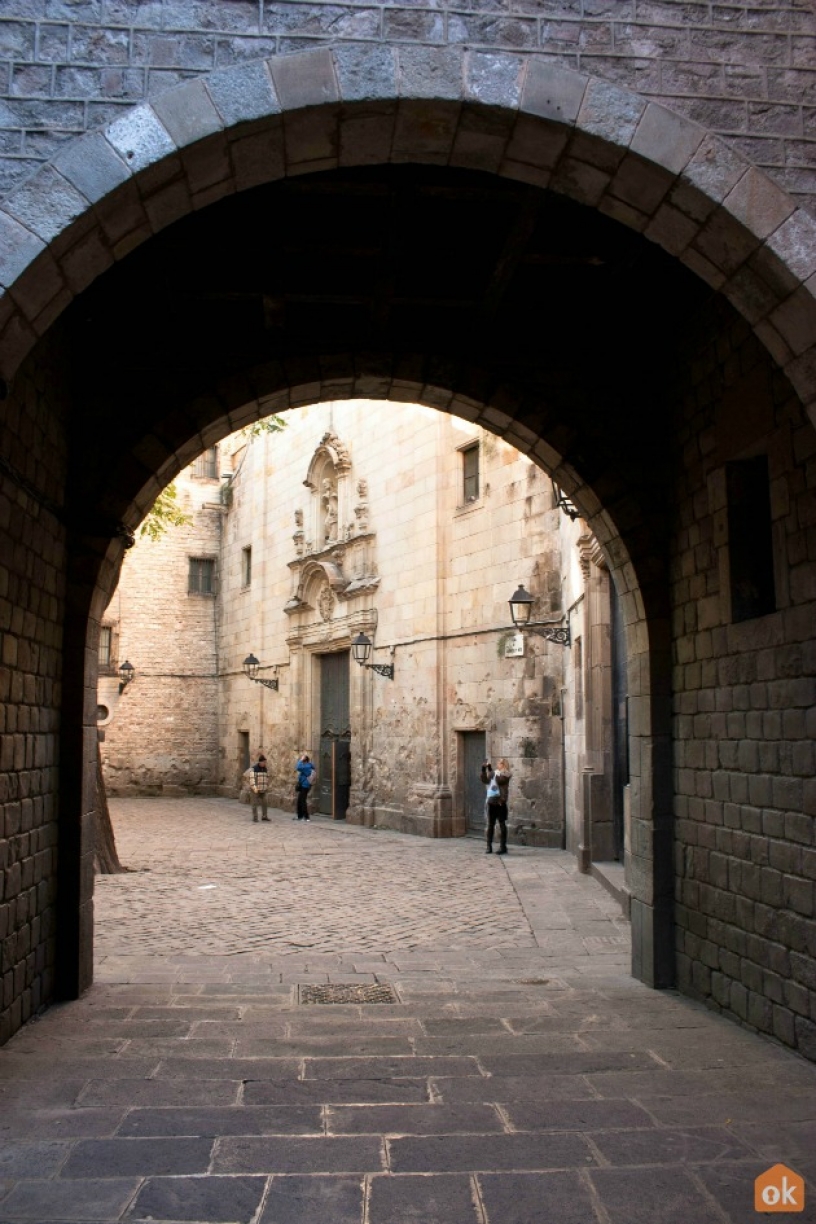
[189,557,216,595]
[99,625,112,669]
[193,447,218,480]
[462,443,479,503]
[727,456,775,623]
[242,545,252,588]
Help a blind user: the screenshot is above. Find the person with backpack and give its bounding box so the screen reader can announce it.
[246,753,270,822]
[294,753,316,821]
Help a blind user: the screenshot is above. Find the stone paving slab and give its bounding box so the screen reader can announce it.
[0,796,814,1224]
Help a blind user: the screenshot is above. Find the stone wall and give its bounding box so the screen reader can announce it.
[671,302,816,1058]
[1,2,815,213]
[99,465,222,795]
[0,331,67,1044]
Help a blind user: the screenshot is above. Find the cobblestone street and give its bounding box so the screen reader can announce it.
[94,799,623,961]
[1,798,814,1224]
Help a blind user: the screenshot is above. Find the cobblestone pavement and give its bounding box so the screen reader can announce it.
[1,798,814,1224]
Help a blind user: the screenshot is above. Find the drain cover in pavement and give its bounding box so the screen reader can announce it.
[299,983,399,1005]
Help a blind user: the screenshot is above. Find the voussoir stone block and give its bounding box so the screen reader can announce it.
[724,165,796,243]
[53,132,131,207]
[268,48,339,112]
[3,165,89,246]
[396,46,464,101]
[0,211,46,291]
[207,61,281,129]
[630,103,705,177]
[504,114,568,172]
[464,51,524,109]
[105,105,177,174]
[333,43,397,103]
[769,281,816,358]
[152,79,224,150]
[766,210,816,285]
[681,133,750,208]
[522,60,587,126]
[577,78,645,152]
[392,99,460,163]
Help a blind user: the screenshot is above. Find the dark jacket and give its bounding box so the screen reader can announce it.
[481,764,511,805]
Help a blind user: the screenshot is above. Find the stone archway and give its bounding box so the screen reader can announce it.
[0,48,814,1051]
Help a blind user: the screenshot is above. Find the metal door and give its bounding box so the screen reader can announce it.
[462,731,487,833]
[318,651,350,818]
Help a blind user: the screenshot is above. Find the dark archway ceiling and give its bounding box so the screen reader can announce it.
[66,163,712,518]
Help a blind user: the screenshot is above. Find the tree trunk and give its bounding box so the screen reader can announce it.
[94,738,127,874]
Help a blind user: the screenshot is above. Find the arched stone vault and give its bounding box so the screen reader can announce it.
[0,46,814,1045]
[0,50,814,418]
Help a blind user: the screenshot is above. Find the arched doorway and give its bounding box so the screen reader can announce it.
[0,50,814,1055]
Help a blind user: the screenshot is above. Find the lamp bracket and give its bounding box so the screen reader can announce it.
[524,623,571,646]
[363,662,395,680]
[251,676,280,691]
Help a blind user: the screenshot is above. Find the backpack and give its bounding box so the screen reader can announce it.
[250,768,268,794]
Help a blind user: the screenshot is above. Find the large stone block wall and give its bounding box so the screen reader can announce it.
[671,304,816,1058]
[0,334,67,1044]
[0,2,815,213]
[99,468,222,795]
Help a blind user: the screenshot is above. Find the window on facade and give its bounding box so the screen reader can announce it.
[189,557,216,595]
[193,447,218,479]
[462,443,479,503]
[727,456,775,623]
[98,625,112,670]
[242,546,252,588]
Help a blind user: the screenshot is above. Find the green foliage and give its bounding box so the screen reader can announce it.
[139,482,193,542]
[242,414,286,439]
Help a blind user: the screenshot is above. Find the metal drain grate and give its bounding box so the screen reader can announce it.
[299,983,399,1005]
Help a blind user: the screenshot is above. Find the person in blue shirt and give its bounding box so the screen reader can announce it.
[294,753,316,821]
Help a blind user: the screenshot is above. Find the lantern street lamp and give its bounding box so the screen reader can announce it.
[352,632,395,679]
[118,659,135,694]
[508,584,570,645]
[243,653,279,691]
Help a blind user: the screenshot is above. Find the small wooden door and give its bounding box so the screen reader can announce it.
[462,731,487,833]
[238,731,250,786]
[318,651,351,818]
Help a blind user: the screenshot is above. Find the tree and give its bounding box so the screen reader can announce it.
[138,481,192,542]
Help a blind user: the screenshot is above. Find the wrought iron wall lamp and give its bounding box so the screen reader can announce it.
[552,482,580,522]
[352,632,395,679]
[243,653,279,691]
[508,584,571,646]
[118,659,135,694]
